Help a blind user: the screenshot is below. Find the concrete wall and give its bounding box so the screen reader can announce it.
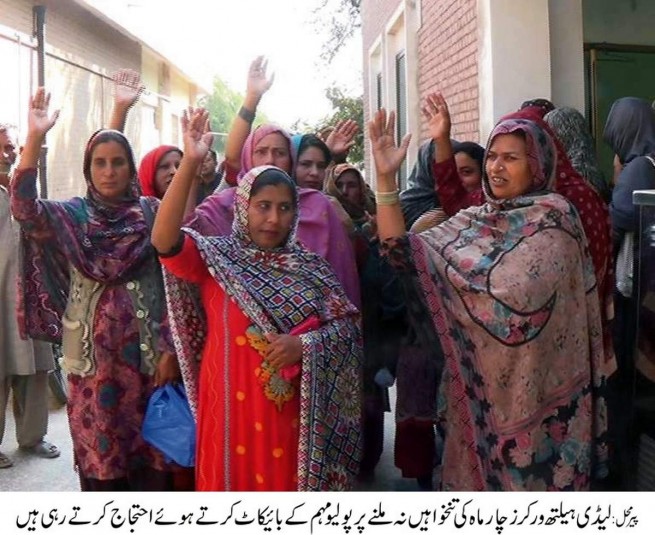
[478,0,551,141]
[0,0,200,200]
[361,0,405,183]
[549,0,585,113]
[583,0,655,47]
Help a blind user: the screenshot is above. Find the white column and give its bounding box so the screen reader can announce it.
[477,0,552,141]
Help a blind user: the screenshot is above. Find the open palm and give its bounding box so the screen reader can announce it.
[422,92,451,141]
[182,108,212,161]
[246,56,274,98]
[27,88,59,138]
[325,119,358,156]
[368,109,410,177]
[112,69,144,108]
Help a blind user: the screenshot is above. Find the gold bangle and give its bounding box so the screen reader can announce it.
[375,189,400,205]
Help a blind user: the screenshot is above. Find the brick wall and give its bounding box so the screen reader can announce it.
[417,0,479,144]
[361,0,481,180]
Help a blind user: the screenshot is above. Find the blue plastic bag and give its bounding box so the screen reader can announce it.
[142,383,196,467]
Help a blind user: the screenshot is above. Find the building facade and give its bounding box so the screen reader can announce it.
[362,0,655,187]
[0,0,208,200]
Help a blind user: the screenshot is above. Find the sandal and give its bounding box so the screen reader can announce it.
[20,440,61,459]
[0,451,13,469]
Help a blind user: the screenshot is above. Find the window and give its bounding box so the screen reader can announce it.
[395,51,407,187]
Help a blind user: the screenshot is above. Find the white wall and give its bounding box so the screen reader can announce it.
[477,0,552,141]
[583,0,655,46]
[366,0,420,188]
[549,0,585,112]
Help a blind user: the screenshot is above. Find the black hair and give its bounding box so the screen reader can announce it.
[250,168,298,207]
[297,134,331,164]
[207,148,217,161]
[451,141,485,172]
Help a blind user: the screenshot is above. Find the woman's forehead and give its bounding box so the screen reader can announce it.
[255,132,288,149]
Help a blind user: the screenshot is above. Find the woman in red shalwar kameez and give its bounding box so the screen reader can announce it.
[152,109,363,491]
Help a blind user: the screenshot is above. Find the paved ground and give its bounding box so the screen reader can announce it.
[0,387,420,492]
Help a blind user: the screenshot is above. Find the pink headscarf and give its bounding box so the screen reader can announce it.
[185,124,361,307]
[240,124,294,177]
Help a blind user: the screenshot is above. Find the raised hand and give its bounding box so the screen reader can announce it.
[368,109,411,179]
[325,119,359,158]
[112,68,144,109]
[181,107,213,161]
[27,88,59,139]
[246,56,275,99]
[422,92,451,141]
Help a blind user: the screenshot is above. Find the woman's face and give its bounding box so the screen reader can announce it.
[89,141,132,201]
[454,151,482,193]
[247,184,296,250]
[334,170,362,205]
[154,150,181,198]
[200,151,217,179]
[252,133,291,172]
[485,133,533,199]
[295,146,328,190]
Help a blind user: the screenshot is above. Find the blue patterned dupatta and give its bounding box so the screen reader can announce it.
[163,166,363,490]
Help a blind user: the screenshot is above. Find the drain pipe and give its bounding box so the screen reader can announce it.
[33,5,48,199]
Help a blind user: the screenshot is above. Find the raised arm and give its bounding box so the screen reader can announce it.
[369,109,411,242]
[423,92,481,215]
[423,92,454,164]
[324,119,359,164]
[152,108,212,254]
[108,69,144,132]
[224,56,274,171]
[12,88,60,233]
[17,88,59,172]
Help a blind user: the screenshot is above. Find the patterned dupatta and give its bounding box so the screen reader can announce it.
[16,130,152,342]
[164,166,363,490]
[389,119,611,490]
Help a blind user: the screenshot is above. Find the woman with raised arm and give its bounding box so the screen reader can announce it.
[11,88,178,491]
[399,94,484,231]
[370,108,613,491]
[188,59,360,306]
[152,109,363,491]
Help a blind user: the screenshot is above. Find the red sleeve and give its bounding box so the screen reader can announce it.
[160,234,209,284]
[223,161,239,187]
[433,158,483,216]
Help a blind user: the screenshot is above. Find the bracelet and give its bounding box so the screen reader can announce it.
[238,106,256,124]
[375,189,400,206]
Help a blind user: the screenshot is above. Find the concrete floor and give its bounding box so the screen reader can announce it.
[0,387,420,492]
[0,397,79,491]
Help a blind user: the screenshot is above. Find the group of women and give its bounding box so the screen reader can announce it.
[6,54,652,491]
